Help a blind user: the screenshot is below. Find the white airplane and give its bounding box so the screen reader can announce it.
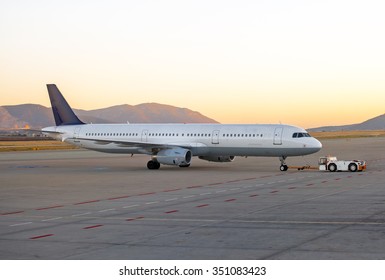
[43,84,322,171]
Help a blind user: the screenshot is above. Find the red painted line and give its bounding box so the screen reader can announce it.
[270,190,279,194]
[30,234,54,240]
[126,216,145,222]
[108,195,130,200]
[261,175,271,178]
[83,224,103,230]
[306,183,314,186]
[288,187,296,189]
[321,181,328,183]
[163,188,181,193]
[249,194,259,197]
[335,178,341,181]
[227,180,241,183]
[196,204,209,208]
[187,185,203,189]
[74,200,100,205]
[1,210,25,216]
[165,210,179,214]
[138,192,156,196]
[208,183,222,186]
[35,205,64,211]
[244,177,257,181]
[225,198,236,202]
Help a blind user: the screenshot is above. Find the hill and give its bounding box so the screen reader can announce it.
[0,103,218,129]
[308,114,385,132]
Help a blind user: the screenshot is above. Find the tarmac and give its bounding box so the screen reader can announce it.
[1,137,385,259]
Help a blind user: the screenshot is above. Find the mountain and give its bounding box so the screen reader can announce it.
[0,103,218,129]
[309,114,385,132]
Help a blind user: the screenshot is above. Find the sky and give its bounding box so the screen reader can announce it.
[1,0,385,128]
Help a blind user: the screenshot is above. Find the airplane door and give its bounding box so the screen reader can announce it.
[141,129,148,142]
[212,130,220,144]
[73,127,81,143]
[74,127,81,139]
[273,127,283,145]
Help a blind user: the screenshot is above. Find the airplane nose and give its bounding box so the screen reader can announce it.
[313,138,322,151]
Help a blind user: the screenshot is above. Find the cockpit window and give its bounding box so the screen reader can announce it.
[292,132,311,138]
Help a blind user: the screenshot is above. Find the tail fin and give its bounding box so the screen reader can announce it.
[47,84,84,126]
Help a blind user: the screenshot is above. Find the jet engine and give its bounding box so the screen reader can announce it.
[155,148,192,166]
[198,156,235,162]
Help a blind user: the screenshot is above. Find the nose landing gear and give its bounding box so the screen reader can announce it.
[279,156,288,171]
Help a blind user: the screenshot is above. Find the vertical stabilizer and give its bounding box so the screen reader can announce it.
[47,84,84,126]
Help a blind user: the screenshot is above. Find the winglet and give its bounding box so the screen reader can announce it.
[47,84,84,126]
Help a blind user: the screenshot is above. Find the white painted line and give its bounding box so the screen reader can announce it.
[278,180,285,183]
[98,208,115,213]
[243,185,252,189]
[216,190,227,193]
[145,201,159,205]
[182,195,195,199]
[165,198,179,201]
[288,178,295,181]
[268,182,275,185]
[200,193,211,196]
[42,217,63,222]
[10,222,32,227]
[72,212,91,217]
[230,188,240,191]
[122,204,139,209]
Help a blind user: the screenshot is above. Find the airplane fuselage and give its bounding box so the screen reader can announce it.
[45,123,321,157]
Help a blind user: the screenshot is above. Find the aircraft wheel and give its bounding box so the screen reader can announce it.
[280,165,288,171]
[147,160,160,170]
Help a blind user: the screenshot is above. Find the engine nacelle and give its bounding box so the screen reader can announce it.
[155,148,192,166]
[199,156,235,162]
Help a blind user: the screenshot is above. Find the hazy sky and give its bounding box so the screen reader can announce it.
[1,0,384,128]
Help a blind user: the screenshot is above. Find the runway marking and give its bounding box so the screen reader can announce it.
[74,200,100,205]
[41,217,63,222]
[249,194,259,197]
[182,195,195,199]
[29,234,54,240]
[196,204,209,208]
[72,212,91,217]
[138,192,156,196]
[215,190,227,193]
[270,190,279,194]
[230,188,240,191]
[145,201,159,205]
[122,204,139,209]
[83,224,104,230]
[165,198,179,201]
[288,187,296,189]
[267,182,275,185]
[278,180,286,183]
[1,211,25,216]
[321,181,328,183]
[208,182,223,186]
[165,210,179,214]
[126,216,144,222]
[10,222,33,227]
[335,178,341,181]
[306,184,314,186]
[35,205,64,211]
[108,195,130,200]
[225,198,236,202]
[163,188,181,193]
[98,208,115,213]
[200,192,211,196]
[187,185,203,189]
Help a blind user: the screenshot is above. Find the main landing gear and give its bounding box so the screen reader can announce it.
[147,160,160,170]
[279,156,288,171]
